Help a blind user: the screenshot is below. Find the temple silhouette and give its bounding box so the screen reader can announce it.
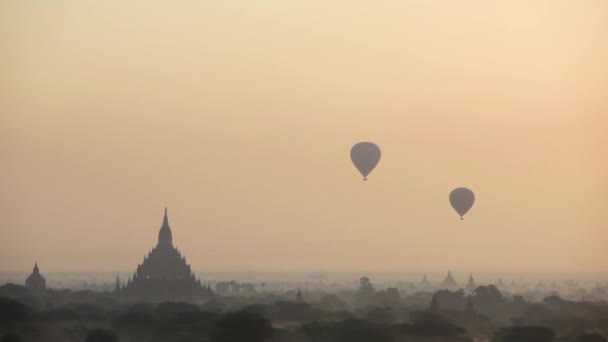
[442,270,459,289]
[465,274,477,292]
[25,262,46,291]
[120,208,213,300]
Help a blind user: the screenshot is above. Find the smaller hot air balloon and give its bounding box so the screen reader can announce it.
[449,187,475,220]
[350,142,381,181]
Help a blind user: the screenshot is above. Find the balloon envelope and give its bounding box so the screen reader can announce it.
[449,187,475,219]
[350,142,381,180]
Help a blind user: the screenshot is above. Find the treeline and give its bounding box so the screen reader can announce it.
[1,282,607,342]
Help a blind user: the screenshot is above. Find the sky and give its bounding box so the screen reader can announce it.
[1,1,607,273]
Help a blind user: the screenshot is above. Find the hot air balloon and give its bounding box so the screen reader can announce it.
[449,187,475,220]
[350,142,381,181]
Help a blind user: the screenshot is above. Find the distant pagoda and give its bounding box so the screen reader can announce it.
[25,262,46,291]
[419,273,431,288]
[442,270,459,289]
[464,274,476,292]
[122,208,213,300]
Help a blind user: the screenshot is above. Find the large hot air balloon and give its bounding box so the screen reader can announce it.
[449,187,475,220]
[350,142,381,181]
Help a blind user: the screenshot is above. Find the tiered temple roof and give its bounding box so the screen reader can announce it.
[121,208,213,300]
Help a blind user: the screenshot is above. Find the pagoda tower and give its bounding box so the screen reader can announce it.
[442,270,458,289]
[419,273,431,288]
[122,208,213,300]
[464,274,476,292]
[25,262,46,291]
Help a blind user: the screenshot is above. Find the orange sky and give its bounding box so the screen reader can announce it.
[1,1,606,272]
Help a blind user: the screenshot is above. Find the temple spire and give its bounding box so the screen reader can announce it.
[33,261,39,273]
[158,207,173,247]
[443,269,458,288]
[163,206,169,227]
[465,273,476,291]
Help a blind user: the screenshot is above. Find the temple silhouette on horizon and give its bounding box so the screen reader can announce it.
[442,270,459,289]
[120,208,213,300]
[25,262,46,291]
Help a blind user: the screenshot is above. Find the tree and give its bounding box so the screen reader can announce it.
[365,307,396,324]
[0,297,30,326]
[318,294,349,311]
[406,311,466,338]
[464,295,476,316]
[359,277,374,296]
[113,312,156,342]
[335,319,393,342]
[211,311,273,342]
[0,333,22,342]
[578,333,608,342]
[492,326,555,342]
[267,301,314,321]
[429,294,440,312]
[434,289,466,310]
[85,329,118,342]
[155,301,199,319]
[356,277,375,307]
[374,288,401,307]
[473,285,503,302]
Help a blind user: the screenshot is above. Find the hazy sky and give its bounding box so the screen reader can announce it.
[1,1,606,272]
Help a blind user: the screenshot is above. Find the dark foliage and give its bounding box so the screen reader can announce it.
[0,297,31,325]
[211,311,274,342]
[578,333,608,342]
[85,328,118,342]
[0,333,22,342]
[492,326,555,342]
[335,319,393,342]
[404,311,467,337]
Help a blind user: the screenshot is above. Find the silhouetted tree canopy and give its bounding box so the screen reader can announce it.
[405,311,467,337]
[0,297,30,325]
[334,319,393,342]
[474,285,503,302]
[85,328,118,342]
[317,294,349,311]
[578,333,608,342]
[543,295,566,305]
[434,289,466,310]
[300,319,394,342]
[358,277,374,296]
[0,333,22,342]
[155,301,199,318]
[365,306,396,324]
[492,326,555,342]
[211,311,273,342]
[356,277,375,307]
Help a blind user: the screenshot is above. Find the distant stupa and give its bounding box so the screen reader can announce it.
[419,273,431,288]
[122,208,213,300]
[25,262,46,291]
[465,274,476,292]
[442,270,458,289]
